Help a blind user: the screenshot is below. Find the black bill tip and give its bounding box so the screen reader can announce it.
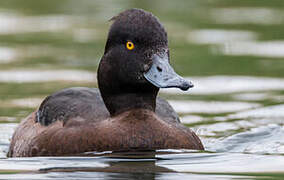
[180,80,194,91]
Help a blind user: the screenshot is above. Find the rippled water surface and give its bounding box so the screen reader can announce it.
[0,0,284,179]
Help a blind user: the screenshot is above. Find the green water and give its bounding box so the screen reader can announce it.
[0,0,284,179]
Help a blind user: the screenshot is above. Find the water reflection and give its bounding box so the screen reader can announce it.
[230,104,284,119]
[0,47,17,63]
[0,151,284,179]
[0,124,17,158]
[162,76,284,95]
[209,124,284,154]
[221,41,284,58]
[0,13,78,34]
[0,69,95,83]
[187,29,284,58]
[232,92,270,101]
[210,8,284,25]
[0,171,245,180]
[187,29,257,45]
[169,100,260,114]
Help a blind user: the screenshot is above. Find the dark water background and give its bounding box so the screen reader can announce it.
[0,0,284,179]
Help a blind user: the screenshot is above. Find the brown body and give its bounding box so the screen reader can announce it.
[9,109,202,157]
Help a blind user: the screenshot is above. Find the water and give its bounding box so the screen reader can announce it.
[0,0,284,179]
[1,151,284,179]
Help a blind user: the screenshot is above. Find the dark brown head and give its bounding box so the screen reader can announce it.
[98,9,193,116]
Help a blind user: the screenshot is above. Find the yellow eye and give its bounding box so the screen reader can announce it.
[126,41,134,50]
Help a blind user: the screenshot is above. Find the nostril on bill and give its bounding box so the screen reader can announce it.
[157,66,162,72]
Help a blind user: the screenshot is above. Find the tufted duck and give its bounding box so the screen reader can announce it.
[8,8,204,157]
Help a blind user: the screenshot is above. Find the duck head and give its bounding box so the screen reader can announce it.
[98,9,193,116]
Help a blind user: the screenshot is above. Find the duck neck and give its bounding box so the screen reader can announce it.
[98,53,159,116]
[100,87,158,117]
